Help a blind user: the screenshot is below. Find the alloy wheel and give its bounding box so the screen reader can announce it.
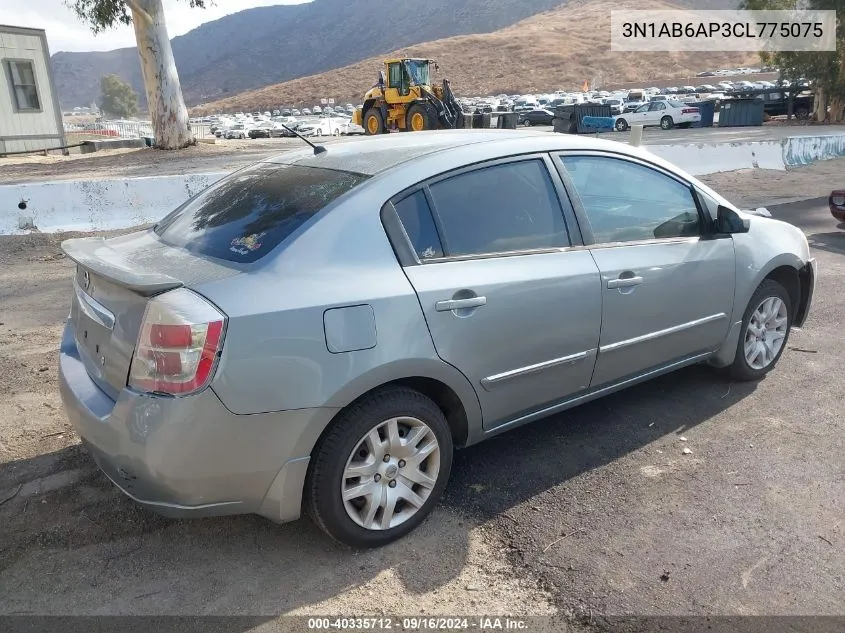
[743,296,788,370]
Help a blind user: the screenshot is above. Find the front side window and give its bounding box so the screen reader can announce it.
[426,159,570,257]
[635,104,649,113]
[5,60,40,111]
[560,156,701,244]
[388,63,402,88]
[649,101,666,111]
[155,163,369,263]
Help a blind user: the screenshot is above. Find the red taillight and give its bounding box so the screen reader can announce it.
[682,108,699,114]
[149,324,192,348]
[129,289,227,396]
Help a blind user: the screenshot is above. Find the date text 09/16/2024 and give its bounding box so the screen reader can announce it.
[307,617,530,630]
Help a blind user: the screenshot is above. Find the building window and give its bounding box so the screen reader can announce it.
[5,60,41,111]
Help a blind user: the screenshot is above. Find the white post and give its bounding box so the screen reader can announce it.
[630,124,643,147]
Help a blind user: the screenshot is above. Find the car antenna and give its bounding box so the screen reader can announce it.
[278,123,327,155]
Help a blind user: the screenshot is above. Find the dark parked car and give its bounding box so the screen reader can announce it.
[519,109,555,126]
[762,93,814,119]
[248,125,284,139]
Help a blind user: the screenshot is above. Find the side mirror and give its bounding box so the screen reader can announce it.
[716,205,750,234]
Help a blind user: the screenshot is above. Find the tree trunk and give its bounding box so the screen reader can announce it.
[830,99,843,123]
[130,0,194,149]
[813,87,827,122]
[833,54,845,124]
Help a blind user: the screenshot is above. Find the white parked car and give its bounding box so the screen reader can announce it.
[224,123,249,139]
[297,117,344,137]
[614,100,701,131]
[602,98,624,115]
[344,120,365,135]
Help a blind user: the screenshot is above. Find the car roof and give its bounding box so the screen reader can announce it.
[264,130,645,176]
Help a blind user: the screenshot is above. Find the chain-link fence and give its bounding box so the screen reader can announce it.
[63,119,213,141]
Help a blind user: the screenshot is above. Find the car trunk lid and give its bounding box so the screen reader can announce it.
[61,230,241,399]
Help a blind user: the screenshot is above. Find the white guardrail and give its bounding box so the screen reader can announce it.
[2,133,844,234]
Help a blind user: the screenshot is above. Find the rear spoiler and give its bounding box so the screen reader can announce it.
[61,237,183,296]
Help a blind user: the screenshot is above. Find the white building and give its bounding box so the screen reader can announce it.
[1,25,65,155]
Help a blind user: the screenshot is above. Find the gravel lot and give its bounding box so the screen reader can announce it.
[0,168,842,628]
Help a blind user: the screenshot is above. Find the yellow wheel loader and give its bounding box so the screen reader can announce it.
[352,59,465,134]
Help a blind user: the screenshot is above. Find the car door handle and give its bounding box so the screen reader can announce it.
[435,296,487,311]
[607,276,643,289]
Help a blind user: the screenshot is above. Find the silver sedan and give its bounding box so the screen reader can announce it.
[59,130,816,548]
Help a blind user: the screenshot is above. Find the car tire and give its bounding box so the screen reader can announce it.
[660,116,674,130]
[523,119,532,126]
[727,279,792,382]
[305,386,454,548]
[795,106,810,119]
[615,118,629,132]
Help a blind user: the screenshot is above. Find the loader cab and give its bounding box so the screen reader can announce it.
[387,61,410,97]
[385,59,433,100]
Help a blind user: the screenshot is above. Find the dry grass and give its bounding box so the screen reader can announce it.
[191,0,757,115]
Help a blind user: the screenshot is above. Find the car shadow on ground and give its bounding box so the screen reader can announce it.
[0,363,755,618]
[444,364,757,521]
[807,229,845,256]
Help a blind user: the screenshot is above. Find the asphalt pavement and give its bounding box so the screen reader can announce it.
[577,124,845,145]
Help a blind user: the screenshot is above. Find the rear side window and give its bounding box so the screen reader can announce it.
[394,191,444,260]
[426,159,569,257]
[155,163,369,263]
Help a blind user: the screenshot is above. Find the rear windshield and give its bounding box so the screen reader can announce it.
[154,163,369,263]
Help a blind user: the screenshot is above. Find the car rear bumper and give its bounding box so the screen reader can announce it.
[794,257,817,328]
[58,319,338,523]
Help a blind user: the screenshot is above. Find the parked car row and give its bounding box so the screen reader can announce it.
[209,112,365,140]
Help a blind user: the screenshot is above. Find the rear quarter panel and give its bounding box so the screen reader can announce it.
[191,180,482,431]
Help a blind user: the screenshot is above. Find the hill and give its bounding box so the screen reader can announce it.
[52,0,584,108]
[190,0,756,114]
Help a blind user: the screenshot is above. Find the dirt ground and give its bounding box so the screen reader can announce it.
[0,171,843,627]
[701,161,843,208]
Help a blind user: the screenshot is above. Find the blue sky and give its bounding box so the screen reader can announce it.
[4,0,310,53]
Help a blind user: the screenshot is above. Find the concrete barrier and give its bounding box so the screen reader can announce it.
[0,172,225,234]
[783,134,845,167]
[79,138,148,154]
[648,140,786,175]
